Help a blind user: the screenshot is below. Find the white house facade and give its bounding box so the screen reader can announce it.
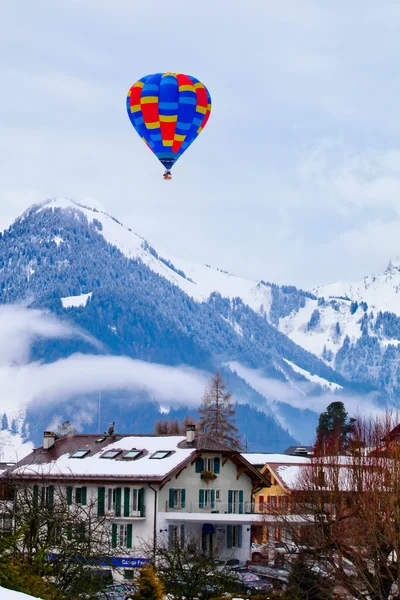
[6,428,269,581]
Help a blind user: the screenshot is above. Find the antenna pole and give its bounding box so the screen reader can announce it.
[98,392,101,434]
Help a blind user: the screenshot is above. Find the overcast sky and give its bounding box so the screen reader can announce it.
[1,1,400,288]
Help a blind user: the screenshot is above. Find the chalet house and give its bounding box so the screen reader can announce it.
[7,426,270,581]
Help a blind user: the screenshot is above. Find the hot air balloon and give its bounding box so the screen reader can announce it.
[127,73,211,180]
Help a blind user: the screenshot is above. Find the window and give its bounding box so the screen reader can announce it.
[0,485,14,501]
[232,525,241,547]
[227,525,242,549]
[101,449,121,459]
[108,488,116,512]
[75,487,82,504]
[123,449,142,460]
[131,488,138,512]
[119,524,127,547]
[0,515,12,537]
[195,456,221,474]
[169,488,186,509]
[199,489,215,508]
[150,450,172,459]
[114,523,132,549]
[95,437,106,443]
[204,457,213,471]
[169,524,185,547]
[215,489,221,502]
[124,570,134,580]
[70,449,89,459]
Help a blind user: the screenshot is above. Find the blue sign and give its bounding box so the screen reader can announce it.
[110,557,148,568]
[47,553,148,568]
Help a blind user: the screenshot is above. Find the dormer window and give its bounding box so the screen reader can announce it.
[150,451,173,459]
[70,450,89,459]
[123,449,143,460]
[101,449,122,459]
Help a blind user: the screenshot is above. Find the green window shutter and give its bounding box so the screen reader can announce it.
[181,489,186,508]
[169,488,175,509]
[67,523,73,541]
[195,458,204,473]
[112,523,117,548]
[48,485,54,508]
[98,487,105,516]
[180,524,185,545]
[138,488,145,517]
[213,457,220,474]
[67,486,73,506]
[127,524,133,549]
[228,490,233,513]
[227,525,233,549]
[211,489,215,509]
[199,489,205,509]
[168,524,174,549]
[238,525,242,548]
[33,485,39,508]
[239,490,244,514]
[115,488,122,517]
[124,488,130,517]
[81,487,87,506]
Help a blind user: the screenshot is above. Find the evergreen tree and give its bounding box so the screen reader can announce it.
[10,420,17,435]
[130,565,164,600]
[1,413,8,431]
[198,371,241,449]
[315,401,356,454]
[286,554,333,600]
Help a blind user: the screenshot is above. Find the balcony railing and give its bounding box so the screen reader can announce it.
[166,501,254,514]
[165,501,296,515]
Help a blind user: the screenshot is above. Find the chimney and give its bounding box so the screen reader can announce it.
[186,424,196,444]
[43,431,55,450]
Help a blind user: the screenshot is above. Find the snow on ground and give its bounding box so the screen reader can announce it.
[314,259,400,318]
[36,198,273,315]
[279,296,363,360]
[61,292,92,308]
[52,235,63,246]
[0,586,43,600]
[283,359,342,391]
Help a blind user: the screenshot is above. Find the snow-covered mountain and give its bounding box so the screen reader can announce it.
[35,198,274,315]
[0,196,365,454]
[278,260,400,395]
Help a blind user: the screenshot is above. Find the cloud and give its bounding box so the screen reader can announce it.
[2,2,400,287]
[229,362,384,433]
[0,305,208,420]
[0,304,101,366]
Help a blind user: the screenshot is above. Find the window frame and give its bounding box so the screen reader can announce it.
[101,449,122,459]
[150,450,173,460]
[70,449,90,459]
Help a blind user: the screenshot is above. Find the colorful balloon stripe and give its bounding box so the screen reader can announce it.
[127,72,211,171]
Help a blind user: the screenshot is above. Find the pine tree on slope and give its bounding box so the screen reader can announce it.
[198,371,241,450]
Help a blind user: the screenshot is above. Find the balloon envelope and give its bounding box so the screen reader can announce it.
[127,73,211,171]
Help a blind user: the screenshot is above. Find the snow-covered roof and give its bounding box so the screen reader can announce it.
[276,465,304,489]
[241,453,311,467]
[13,434,197,481]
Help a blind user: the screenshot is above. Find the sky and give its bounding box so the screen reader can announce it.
[1,1,400,288]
